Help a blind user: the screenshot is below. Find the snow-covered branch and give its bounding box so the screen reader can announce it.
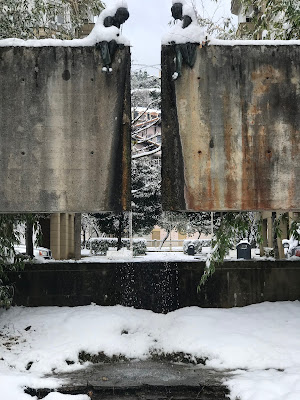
[132,146,161,160]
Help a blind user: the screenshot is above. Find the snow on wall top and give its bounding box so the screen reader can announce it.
[162,24,207,45]
[163,34,300,46]
[0,0,129,47]
[209,38,300,46]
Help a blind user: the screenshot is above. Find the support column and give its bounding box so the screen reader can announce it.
[260,217,268,257]
[60,213,69,260]
[74,213,82,260]
[267,213,273,248]
[69,214,75,258]
[278,213,288,259]
[50,213,61,260]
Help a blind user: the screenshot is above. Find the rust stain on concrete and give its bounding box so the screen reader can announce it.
[162,45,300,211]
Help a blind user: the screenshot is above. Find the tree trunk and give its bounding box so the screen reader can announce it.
[117,213,124,250]
[82,229,86,247]
[25,220,34,258]
[272,212,280,259]
[159,229,170,250]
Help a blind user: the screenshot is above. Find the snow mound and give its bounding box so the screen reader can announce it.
[162,2,207,45]
[162,21,207,45]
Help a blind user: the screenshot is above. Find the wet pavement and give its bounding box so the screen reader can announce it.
[26,361,230,399]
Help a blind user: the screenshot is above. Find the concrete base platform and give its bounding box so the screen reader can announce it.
[26,361,230,399]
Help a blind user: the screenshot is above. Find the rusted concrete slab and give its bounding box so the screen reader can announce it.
[162,45,300,211]
[0,46,131,212]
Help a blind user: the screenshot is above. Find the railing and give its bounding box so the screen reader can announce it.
[146,239,184,251]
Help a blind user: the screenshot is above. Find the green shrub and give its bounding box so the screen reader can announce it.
[89,238,147,256]
[183,239,211,254]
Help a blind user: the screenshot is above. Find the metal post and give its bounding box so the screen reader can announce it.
[211,212,214,237]
[74,213,82,260]
[169,213,172,252]
[129,210,133,251]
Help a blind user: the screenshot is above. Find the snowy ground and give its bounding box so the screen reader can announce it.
[78,248,266,264]
[1,302,300,400]
[80,249,197,263]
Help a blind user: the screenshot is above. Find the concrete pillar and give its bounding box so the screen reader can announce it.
[69,214,75,259]
[74,213,82,260]
[267,214,273,248]
[50,213,61,260]
[278,213,288,259]
[260,218,268,257]
[60,213,69,260]
[262,219,268,247]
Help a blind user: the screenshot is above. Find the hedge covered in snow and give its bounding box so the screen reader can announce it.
[89,238,147,256]
[183,239,211,254]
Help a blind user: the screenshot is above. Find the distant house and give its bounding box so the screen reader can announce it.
[29,0,96,39]
[231,0,264,39]
[132,108,161,163]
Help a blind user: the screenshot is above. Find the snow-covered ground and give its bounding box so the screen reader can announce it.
[78,248,266,263]
[80,249,197,263]
[1,302,300,400]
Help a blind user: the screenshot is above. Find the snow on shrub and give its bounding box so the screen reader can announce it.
[89,238,146,256]
[183,239,211,254]
[263,247,275,258]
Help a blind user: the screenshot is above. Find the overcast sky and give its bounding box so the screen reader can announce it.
[115,0,236,76]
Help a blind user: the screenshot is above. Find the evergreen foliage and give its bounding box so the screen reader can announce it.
[92,212,128,250]
[183,212,212,239]
[89,237,147,256]
[236,0,300,39]
[0,215,27,308]
[92,159,162,244]
[0,0,104,39]
[93,71,162,245]
[192,0,236,39]
[131,70,161,109]
[198,212,259,290]
[132,158,162,235]
[0,214,45,307]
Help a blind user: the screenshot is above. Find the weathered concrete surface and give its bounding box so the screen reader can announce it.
[0,46,131,212]
[26,361,230,399]
[9,260,300,311]
[162,45,300,211]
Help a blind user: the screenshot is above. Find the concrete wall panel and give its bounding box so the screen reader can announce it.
[0,46,131,212]
[162,45,300,211]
